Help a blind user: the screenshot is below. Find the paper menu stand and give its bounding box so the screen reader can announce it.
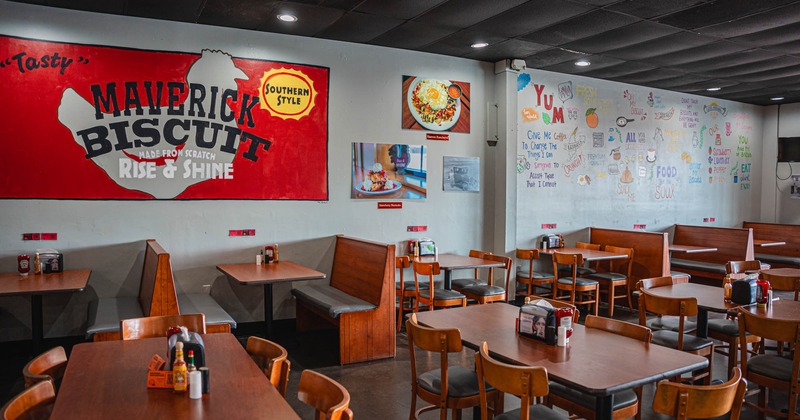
[518,299,557,345]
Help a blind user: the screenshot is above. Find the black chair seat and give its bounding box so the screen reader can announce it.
[707,318,744,336]
[495,405,567,420]
[652,330,714,351]
[647,316,697,334]
[559,267,596,277]
[451,278,485,289]
[589,272,627,282]
[557,277,598,287]
[461,285,505,297]
[418,289,466,301]
[418,366,486,398]
[517,270,554,280]
[747,355,795,382]
[396,280,430,291]
[549,382,638,410]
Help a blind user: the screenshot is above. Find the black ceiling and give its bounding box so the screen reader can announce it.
[14,0,800,105]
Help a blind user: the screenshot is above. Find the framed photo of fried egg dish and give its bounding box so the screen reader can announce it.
[402,75,470,133]
[351,142,427,200]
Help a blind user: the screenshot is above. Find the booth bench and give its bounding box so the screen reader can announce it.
[86,239,235,341]
[291,235,395,365]
[669,225,754,284]
[743,221,800,268]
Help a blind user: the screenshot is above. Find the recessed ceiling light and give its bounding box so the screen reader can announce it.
[706,87,721,91]
[471,42,489,49]
[574,60,591,67]
[277,14,298,22]
[771,96,785,101]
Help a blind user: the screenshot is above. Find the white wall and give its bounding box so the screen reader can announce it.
[0,1,496,341]
[760,103,800,224]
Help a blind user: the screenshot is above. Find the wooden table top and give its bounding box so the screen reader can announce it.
[539,247,627,262]
[761,267,800,279]
[413,253,505,270]
[669,244,719,253]
[0,269,91,296]
[51,333,299,419]
[642,282,737,313]
[740,299,800,320]
[414,303,708,396]
[216,261,326,286]
[754,239,787,247]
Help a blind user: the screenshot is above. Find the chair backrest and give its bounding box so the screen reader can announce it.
[246,336,291,397]
[120,313,206,340]
[637,276,676,291]
[297,369,353,420]
[515,248,539,279]
[553,252,584,285]
[526,296,580,322]
[601,245,634,276]
[639,290,697,350]
[396,255,411,293]
[412,260,440,290]
[1,380,56,420]
[406,313,463,413]
[22,346,67,390]
[484,253,512,290]
[475,341,549,420]
[759,271,800,300]
[726,260,762,274]
[737,308,800,378]
[466,249,491,278]
[652,367,747,419]
[576,242,601,250]
[585,315,652,343]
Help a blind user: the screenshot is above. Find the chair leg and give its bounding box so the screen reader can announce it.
[593,285,599,316]
[607,282,615,318]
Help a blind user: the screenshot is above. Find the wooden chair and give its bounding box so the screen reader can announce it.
[552,251,600,316]
[297,369,353,420]
[652,367,747,420]
[406,313,496,420]
[245,336,290,397]
[636,277,697,334]
[120,313,206,340]
[412,261,466,311]
[726,260,763,275]
[588,245,634,318]
[0,380,56,420]
[515,248,554,298]
[638,289,714,384]
[760,270,800,301]
[737,307,800,419]
[22,346,67,390]
[461,254,513,304]
[449,250,491,290]
[475,341,563,420]
[568,242,601,276]
[396,256,416,332]
[548,315,652,420]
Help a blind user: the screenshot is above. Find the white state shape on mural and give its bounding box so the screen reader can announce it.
[58,50,248,198]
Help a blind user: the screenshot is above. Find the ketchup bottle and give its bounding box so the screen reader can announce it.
[17,254,30,276]
[555,307,573,338]
[756,275,770,307]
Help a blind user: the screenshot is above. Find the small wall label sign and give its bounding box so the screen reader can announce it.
[541,224,557,229]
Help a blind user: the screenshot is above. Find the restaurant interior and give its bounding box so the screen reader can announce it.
[2,0,800,418]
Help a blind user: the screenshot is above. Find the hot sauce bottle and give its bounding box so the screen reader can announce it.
[173,342,187,393]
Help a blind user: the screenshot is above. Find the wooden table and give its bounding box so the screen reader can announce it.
[753,239,787,247]
[217,261,325,337]
[669,244,719,253]
[415,304,708,420]
[413,253,504,290]
[539,247,628,262]
[50,333,299,419]
[739,298,800,319]
[0,269,91,354]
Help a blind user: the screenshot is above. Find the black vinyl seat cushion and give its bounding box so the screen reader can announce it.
[418,289,466,301]
[451,278,486,289]
[460,284,505,297]
[559,267,596,277]
[652,330,714,352]
[517,270,555,280]
[747,355,796,381]
[646,316,697,334]
[589,272,627,281]
[397,280,431,291]
[418,366,488,398]
[557,277,599,287]
[495,405,568,420]
[707,318,742,336]
[548,382,638,410]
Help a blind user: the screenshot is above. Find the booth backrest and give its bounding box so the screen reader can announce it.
[139,239,179,317]
[672,225,754,265]
[329,234,393,309]
[743,221,800,263]
[589,227,670,298]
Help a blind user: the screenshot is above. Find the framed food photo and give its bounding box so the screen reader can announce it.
[351,142,427,200]
[402,75,470,133]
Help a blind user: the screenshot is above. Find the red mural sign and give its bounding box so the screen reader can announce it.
[0,35,329,200]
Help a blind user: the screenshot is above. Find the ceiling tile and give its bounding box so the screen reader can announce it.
[697,2,800,38]
[561,21,681,54]
[609,67,688,85]
[669,48,782,73]
[354,0,448,20]
[524,48,587,69]
[368,21,459,49]
[603,32,717,61]
[125,0,205,22]
[764,39,800,55]
[256,3,345,36]
[464,38,550,61]
[656,0,795,30]
[520,10,638,47]
[578,61,658,79]
[541,55,626,74]
[315,11,404,42]
[414,0,529,29]
[644,40,749,66]
[198,0,279,30]
[46,0,124,13]
[466,0,593,38]
[607,0,710,19]
[730,21,800,48]
[703,57,800,79]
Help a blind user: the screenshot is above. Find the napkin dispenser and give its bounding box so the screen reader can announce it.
[168,328,205,370]
[731,274,759,305]
[417,239,436,257]
[518,302,556,345]
[540,234,562,249]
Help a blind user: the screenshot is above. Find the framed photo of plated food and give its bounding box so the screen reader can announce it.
[402,75,470,133]
[351,142,427,200]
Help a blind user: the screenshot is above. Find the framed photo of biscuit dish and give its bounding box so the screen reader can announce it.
[351,142,427,199]
[402,75,470,133]
[443,156,479,192]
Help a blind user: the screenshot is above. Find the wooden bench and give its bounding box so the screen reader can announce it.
[743,221,800,268]
[86,239,235,341]
[291,235,395,365]
[589,227,670,309]
[669,225,754,284]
